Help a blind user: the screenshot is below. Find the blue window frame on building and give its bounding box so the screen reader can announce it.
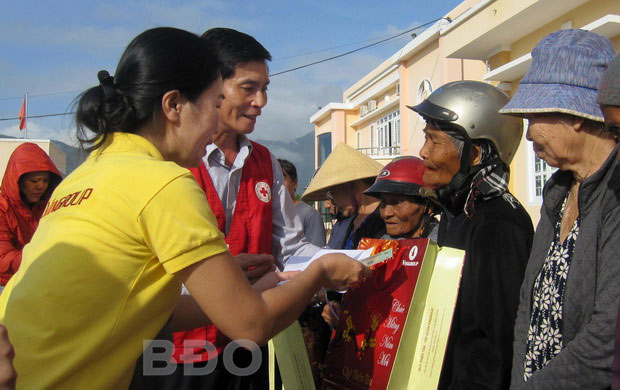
[317,132,332,166]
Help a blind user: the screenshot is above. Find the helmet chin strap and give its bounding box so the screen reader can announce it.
[435,140,472,246]
[437,137,472,201]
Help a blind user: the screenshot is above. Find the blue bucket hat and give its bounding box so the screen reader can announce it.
[499,29,615,122]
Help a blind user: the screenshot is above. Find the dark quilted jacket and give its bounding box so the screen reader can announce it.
[437,187,534,390]
[511,145,620,389]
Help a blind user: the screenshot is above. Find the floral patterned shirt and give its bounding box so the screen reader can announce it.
[524,196,580,381]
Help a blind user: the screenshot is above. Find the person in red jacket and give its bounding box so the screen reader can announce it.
[0,142,62,286]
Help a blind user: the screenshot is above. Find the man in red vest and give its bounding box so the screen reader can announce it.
[166,28,321,390]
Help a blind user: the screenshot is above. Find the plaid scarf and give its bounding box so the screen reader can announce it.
[464,143,510,218]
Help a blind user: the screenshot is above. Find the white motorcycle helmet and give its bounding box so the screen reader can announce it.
[408,80,523,198]
[409,80,523,165]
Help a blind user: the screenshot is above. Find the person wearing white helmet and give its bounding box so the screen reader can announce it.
[410,80,534,389]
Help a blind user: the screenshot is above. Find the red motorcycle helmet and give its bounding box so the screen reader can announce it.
[364,156,437,201]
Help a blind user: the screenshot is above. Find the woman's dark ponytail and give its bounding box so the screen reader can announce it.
[74,27,221,152]
[75,70,138,151]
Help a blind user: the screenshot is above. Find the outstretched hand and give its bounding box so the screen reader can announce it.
[315,253,371,291]
[235,253,276,283]
[252,271,301,293]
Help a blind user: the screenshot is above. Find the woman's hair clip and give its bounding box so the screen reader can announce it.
[97,70,117,101]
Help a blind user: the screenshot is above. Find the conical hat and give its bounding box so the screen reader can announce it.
[301,143,384,201]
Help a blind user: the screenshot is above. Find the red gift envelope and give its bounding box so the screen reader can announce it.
[322,238,464,390]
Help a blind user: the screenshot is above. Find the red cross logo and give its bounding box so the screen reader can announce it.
[255,182,271,203]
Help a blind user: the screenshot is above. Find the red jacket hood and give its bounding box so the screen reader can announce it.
[1,142,63,207]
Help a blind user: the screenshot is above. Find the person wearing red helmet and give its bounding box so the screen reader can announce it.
[322,157,440,332]
[364,156,439,240]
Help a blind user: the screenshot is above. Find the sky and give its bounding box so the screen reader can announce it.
[0,0,461,147]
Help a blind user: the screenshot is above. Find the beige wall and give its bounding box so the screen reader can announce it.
[404,40,441,158]
[443,0,542,58]
[345,112,357,145]
[48,143,67,175]
[314,115,331,137]
[343,62,396,102]
[399,63,413,156]
[358,124,372,148]
[331,111,346,146]
[510,0,620,59]
[463,59,488,80]
[0,139,66,184]
[401,38,486,159]
[449,0,485,18]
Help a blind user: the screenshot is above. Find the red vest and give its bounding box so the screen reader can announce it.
[172,141,273,363]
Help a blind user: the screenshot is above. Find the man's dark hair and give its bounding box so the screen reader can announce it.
[201,28,272,79]
[277,159,297,181]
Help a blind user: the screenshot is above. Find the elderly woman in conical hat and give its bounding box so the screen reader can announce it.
[302,143,386,249]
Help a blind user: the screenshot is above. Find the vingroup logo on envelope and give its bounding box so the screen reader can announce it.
[402,246,419,266]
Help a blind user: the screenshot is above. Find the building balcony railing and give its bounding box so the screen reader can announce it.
[356,146,401,158]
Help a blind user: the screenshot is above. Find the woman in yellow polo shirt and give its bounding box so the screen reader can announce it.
[0,27,368,389]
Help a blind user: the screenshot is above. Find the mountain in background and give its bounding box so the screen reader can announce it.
[252,130,315,191]
[1,131,317,190]
[0,134,86,175]
[52,141,88,174]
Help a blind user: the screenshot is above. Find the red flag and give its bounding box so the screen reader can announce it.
[18,97,26,130]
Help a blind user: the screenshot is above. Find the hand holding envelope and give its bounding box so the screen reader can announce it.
[284,248,392,273]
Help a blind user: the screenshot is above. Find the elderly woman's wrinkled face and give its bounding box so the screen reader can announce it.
[419,125,461,187]
[379,193,427,238]
[525,114,575,169]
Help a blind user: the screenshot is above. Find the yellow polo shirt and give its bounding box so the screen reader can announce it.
[0,133,228,389]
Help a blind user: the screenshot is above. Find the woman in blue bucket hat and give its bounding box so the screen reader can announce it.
[500,29,618,389]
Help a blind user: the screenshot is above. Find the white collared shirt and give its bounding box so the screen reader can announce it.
[204,135,320,269]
